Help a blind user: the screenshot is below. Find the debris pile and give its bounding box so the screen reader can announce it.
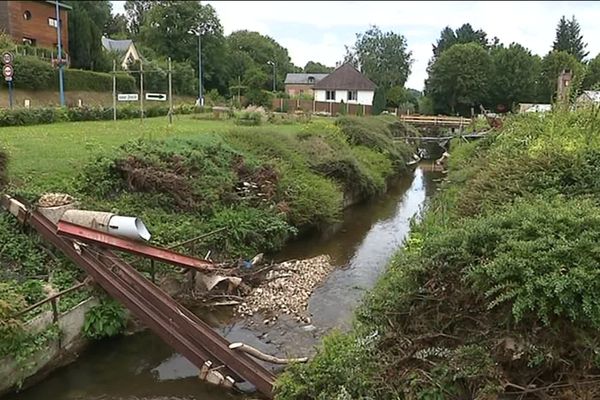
[236,255,334,323]
[37,193,76,207]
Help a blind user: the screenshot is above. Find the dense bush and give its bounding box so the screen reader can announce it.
[234,111,262,126]
[10,56,136,92]
[0,104,203,127]
[277,110,600,400]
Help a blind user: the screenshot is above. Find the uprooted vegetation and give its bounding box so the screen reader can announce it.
[276,110,600,399]
[78,118,414,257]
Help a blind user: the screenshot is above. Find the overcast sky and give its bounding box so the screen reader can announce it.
[111,1,600,90]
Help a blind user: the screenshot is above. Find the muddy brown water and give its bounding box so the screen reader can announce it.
[6,163,442,400]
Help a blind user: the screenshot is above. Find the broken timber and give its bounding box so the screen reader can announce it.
[1,195,275,398]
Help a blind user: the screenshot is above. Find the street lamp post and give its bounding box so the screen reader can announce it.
[55,1,65,106]
[197,31,203,106]
[267,61,275,92]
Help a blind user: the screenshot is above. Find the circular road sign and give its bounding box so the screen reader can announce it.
[3,64,13,79]
[1,52,13,65]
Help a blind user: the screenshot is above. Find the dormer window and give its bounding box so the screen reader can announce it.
[308,76,315,84]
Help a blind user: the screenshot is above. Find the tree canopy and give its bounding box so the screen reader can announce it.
[65,0,112,71]
[426,43,492,115]
[345,25,413,90]
[303,61,333,73]
[432,23,493,59]
[489,43,541,110]
[553,16,588,62]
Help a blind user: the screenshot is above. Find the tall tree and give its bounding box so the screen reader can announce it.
[225,30,298,91]
[124,0,156,37]
[105,13,129,38]
[552,16,588,62]
[65,0,112,71]
[539,50,584,102]
[303,61,333,73]
[490,43,541,110]
[583,53,600,90]
[139,1,227,92]
[345,25,413,90]
[432,23,491,59]
[426,43,492,115]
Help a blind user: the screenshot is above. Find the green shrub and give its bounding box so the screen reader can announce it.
[83,298,127,339]
[9,56,136,92]
[234,111,262,126]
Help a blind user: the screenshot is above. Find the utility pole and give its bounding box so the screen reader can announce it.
[267,61,276,92]
[112,59,117,121]
[140,61,144,123]
[55,1,65,106]
[198,31,203,106]
[168,57,173,125]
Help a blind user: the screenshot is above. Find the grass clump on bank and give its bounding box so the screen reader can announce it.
[276,110,600,399]
[78,117,414,257]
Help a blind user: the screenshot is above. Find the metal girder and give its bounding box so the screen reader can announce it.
[56,220,215,272]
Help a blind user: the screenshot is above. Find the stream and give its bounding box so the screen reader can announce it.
[6,163,442,400]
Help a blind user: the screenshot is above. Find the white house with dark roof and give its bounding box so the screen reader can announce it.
[312,63,376,106]
[576,90,600,108]
[284,73,328,96]
[101,36,141,69]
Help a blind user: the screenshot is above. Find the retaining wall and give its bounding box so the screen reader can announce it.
[0,297,99,396]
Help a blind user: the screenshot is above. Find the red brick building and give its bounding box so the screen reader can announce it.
[0,1,70,52]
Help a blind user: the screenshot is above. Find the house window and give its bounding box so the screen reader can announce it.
[348,90,357,101]
[22,37,36,46]
[326,90,336,101]
[48,17,58,28]
[308,76,315,84]
[23,10,32,20]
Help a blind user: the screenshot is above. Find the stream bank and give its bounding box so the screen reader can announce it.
[5,163,441,400]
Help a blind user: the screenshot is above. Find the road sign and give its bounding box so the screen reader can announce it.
[1,52,13,65]
[3,64,13,79]
[145,93,167,101]
[118,93,139,101]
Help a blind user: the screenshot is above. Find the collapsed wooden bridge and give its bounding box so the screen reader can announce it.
[399,114,473,128]
[1,195,275,398]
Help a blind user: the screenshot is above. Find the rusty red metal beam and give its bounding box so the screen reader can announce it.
[56,220,215,272]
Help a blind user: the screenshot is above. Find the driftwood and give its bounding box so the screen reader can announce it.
[229,342,308,364]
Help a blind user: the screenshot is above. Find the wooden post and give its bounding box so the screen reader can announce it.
[168,57,173,125]
[139,61,144,124]
[112,59,117,121]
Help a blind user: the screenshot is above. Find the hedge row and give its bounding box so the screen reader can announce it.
[10,56,136,92]
[0,104,207,127]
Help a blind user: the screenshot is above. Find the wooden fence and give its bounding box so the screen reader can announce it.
[272,98,372,116]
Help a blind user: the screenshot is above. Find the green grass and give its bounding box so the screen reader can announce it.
[0,115,302,191]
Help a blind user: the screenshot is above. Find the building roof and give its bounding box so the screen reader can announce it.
[580,90,600,103]
[313,63,376,91]
[284,73,328,85]
[45,1,73,10]
[101,37,134,53]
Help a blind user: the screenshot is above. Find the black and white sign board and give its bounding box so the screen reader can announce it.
[145,93,167,101]
[3,64,13,81]
[1,52,13,65]
[118,93,139,101]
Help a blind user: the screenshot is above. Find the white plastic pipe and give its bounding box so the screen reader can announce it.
[60,210,151,241]
[108,215,151,241]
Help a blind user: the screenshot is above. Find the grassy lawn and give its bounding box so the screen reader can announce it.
[0,115,302,191]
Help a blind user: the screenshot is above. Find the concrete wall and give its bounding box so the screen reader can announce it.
[0,297,99,396]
